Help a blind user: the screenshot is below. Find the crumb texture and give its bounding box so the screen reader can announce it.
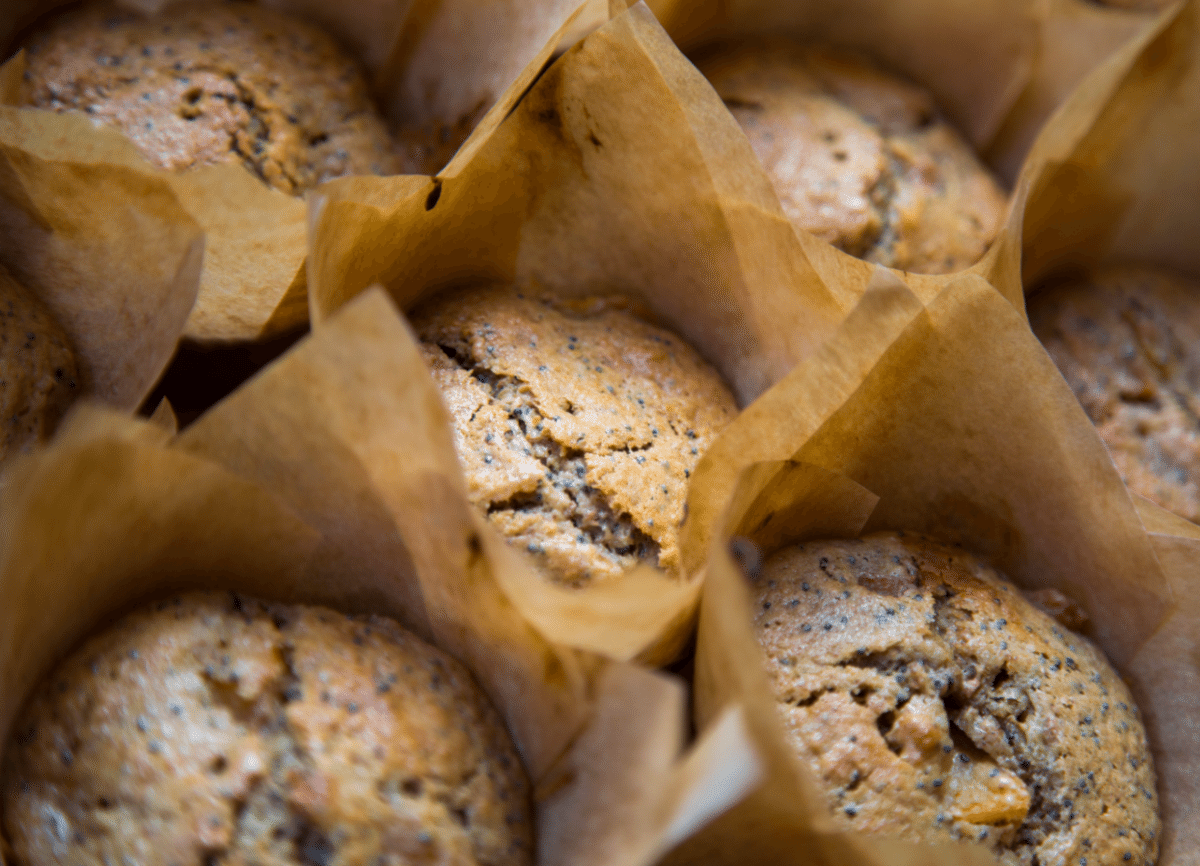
[0,267,77,463]
[22,0,399,195]
[1030,266,1200,524]
[2,591,532,866]
[695,41,1008,275]
[752,532,1159,866]
[413,287,738,587]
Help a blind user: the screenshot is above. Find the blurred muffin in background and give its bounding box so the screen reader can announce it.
[695,41,1009,275]
[20,0,400,195]
[1030,265,1200,523]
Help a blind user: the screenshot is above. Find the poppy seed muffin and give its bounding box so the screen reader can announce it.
[695,41,1008,275]
[20,1,399,196]
[1,591,533,866]
[0,267,77,464]
[413,286,738,588]
[750,532,1159,866]
[1029,266,1200,524]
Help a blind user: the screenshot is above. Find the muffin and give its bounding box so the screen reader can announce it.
[749,532,1159,866]
[694,41,1008,275]
[20,1,400,196]
[1029,266,1200,523]
[0,267,77,464]
[413,286,739,588]
[1,591,533,866]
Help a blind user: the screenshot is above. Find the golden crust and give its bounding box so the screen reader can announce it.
[1030,266,1200,525]
[413,286,738,587]
[0,267,77,464]
[695,41,1008,275]
[2,591,532,866]
[752,532,1159,866]
[21,1,399,195]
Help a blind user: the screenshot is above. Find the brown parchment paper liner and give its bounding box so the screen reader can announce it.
[307,0,894,662]
[0,101,201,418]
[0,288,766,866]
[986,0,1170,181]
[0,0,592,342]
[980,0,1200,306]
[648,270,1194,864]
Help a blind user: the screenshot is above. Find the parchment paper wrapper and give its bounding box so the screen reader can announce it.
[1,0,590,342]
[0,98,201,428]
[987,0,1170,181]
[981,0,1200,301]
[649,269,1192,863]
[0,286,771,866]
[308,0,900,662]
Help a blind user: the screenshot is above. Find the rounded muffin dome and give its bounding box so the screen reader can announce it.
[21,0,400,195]
[2,591,533,866]
[750,532,1159,866]
[695,41,1008,275]
[413,286,738,587]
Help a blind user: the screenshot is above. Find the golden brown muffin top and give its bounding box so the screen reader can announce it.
[751,532,1159,866]
[0,267,77,464]
[413,286,738,587]
[1030,266,1200,524]
[21,1,399,195]
[695,41,1008,275]
[2,591,532,866]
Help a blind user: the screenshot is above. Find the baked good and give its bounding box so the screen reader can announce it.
[2,591,533,866]
[1029,266,1200,523]
[694,41,1008,275]
[413,286,738,588]
[0,267,77,464]
[20,1,399,196]
[750,531,1159,866]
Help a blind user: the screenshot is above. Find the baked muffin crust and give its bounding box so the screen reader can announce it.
[0,267,77,463]
[1030,266,1200,524]
[695,41,1008,275]
[751,532,1159,866]
[21,1,399,195]
[413,287,738,587]
[2,591,532,866]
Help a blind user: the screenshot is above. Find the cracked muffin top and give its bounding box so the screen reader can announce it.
[413,286,738,588]
[1030,266,1200,525]
[1,591,533,866]
[695,41,1008,275]
[20,0,399,196]
[750,532,1159,866]
[1,267,77,464]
